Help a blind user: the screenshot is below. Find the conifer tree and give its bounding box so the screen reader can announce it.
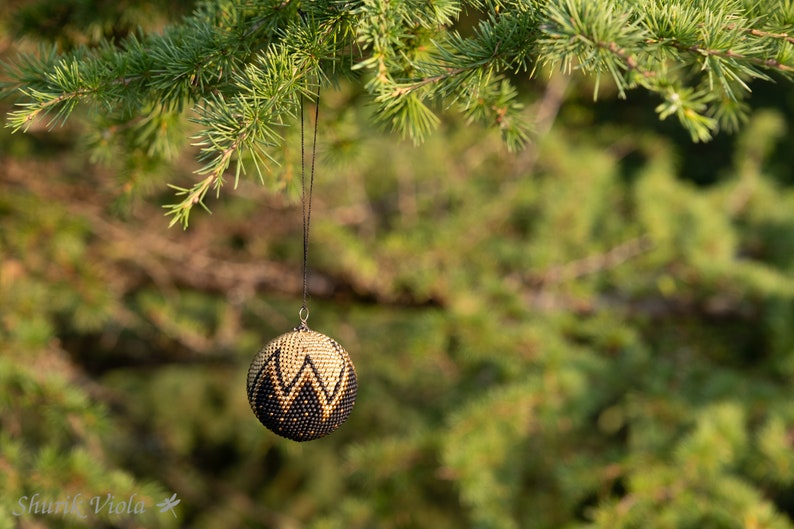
[3,0,794,225]
[5,2,794,529]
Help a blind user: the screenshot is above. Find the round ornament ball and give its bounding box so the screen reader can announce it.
[247,322,357,442]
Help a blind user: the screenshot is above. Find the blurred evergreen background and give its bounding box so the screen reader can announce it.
[3,1,794,528]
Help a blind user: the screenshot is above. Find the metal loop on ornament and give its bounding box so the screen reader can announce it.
[299,306,310,325]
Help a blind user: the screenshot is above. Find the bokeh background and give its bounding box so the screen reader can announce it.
[3,1,794,528]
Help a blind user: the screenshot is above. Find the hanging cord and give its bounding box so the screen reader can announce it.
[299,86,321,326]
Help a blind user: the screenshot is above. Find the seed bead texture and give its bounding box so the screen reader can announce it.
[247,323,357,441]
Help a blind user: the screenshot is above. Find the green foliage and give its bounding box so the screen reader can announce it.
[5,2,794,529]
[4,0,794,224]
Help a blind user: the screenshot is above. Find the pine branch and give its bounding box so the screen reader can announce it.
[524,236,655,286]
[4,0,794,224]
[745,27,794,46]
[661,39,793,76]
[537,0,794,141]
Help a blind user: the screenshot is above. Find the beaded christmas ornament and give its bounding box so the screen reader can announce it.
[246,88,357,441]
[247,321,357,441]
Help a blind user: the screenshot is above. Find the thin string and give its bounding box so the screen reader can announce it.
[300,86,320,325]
